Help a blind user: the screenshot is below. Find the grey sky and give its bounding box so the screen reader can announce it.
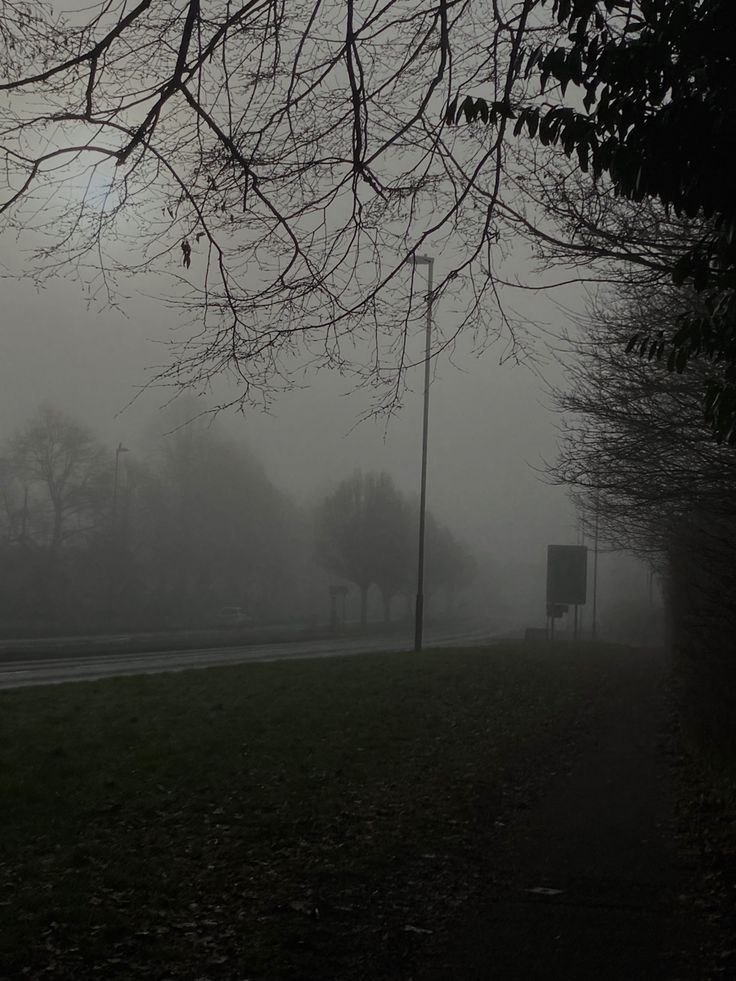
[0,0,649,633]
[0,246,589,621]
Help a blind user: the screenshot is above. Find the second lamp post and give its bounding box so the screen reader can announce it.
[412,254,434,652]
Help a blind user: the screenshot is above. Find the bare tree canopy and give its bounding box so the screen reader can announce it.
[0,0,535,406]
[553,287,732,551]
[6,405,111,554]
[1,1,734,425]
[551,277,736,670]
[454,0,736,438]
[314,469,474,623]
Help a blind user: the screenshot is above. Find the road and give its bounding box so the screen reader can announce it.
[0,623,500,689]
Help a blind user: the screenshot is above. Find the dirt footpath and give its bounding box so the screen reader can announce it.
[416,645,709,981]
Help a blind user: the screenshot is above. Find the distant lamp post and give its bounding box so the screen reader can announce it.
[591,478,600,642]
[112,442,130,524]
[412,253,435,652]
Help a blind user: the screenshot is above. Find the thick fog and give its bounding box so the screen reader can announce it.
[0,0,669,645]
[3,7,733,981]
[0,0,659,638]
[0,258,655,638]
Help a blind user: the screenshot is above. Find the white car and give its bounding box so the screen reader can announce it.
[215,606,253,628]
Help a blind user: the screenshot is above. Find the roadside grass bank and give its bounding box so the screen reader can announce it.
[1,643,611,981]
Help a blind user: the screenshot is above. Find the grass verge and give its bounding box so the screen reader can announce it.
[1,643,606,980]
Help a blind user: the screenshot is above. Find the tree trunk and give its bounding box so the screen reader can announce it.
[381,589,392,623]
[50,501,63,557]
[43,502,64,621]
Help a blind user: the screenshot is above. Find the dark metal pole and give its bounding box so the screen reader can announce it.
[112,444,121,524]
[109,443,129,622]
[20,486,28,546]
[592,369,603,643]
[592,481,600,641]
[414,255,434,652]
[112,443,129,529]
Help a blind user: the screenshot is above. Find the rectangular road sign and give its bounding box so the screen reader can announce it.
[547,545,587,605]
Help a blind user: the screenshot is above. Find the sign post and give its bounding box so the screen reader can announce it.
[546,545,588,641]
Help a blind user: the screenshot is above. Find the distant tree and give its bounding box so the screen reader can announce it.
[314,472,380,627]
[133,413,299,626]
[0,456,27,546]
[426,520,477,616]
[363,473,414,623]
[315,470,475,625]
[0,406,111,622]
[8,406,111,556]
[0,402,309,632]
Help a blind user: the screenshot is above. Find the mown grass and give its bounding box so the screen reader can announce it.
[1,644,607,981]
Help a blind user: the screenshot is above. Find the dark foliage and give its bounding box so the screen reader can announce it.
[452,0,736,439]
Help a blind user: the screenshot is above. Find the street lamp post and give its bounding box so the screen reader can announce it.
[591,478,600,641]
[412,254,434,652]
[109,442,130,623]
[112,442,129,526]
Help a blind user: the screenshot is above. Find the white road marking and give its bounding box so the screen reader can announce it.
[0,628,502,690]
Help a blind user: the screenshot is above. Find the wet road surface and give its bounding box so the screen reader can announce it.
[0,624,498,689]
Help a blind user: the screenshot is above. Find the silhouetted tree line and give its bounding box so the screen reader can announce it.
[0,408,475,636]
[553,272,736,766]
[0,406,308,634]
[314,471,476,626]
